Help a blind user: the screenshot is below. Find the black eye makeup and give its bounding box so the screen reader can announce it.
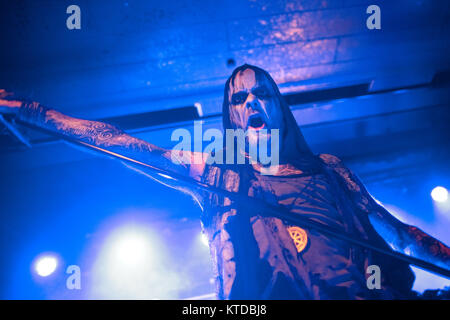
[230,86,271,105]
[231,92,248,105]
[252,86,271,98]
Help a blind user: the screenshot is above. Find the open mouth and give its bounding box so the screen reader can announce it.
[247,113,266,130]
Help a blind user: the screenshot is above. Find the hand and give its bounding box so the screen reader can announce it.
[0,89,22,116]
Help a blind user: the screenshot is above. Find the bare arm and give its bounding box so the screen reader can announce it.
[0,91,206,183]
[320,153,450,269]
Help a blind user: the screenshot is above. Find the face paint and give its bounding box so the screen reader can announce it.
[228,68,284,150]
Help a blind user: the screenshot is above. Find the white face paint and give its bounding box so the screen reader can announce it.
[228,68,284,150]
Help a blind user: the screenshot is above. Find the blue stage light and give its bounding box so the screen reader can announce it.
[34,255,58,277]
[431,186,448,203]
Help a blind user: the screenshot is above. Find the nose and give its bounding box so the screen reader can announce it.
[245,93,260,110]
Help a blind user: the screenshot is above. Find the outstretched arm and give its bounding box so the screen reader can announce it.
[320,153,450,270]
[368,202,450,270]
[0,90,206,183]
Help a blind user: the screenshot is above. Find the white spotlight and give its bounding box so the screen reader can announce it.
[200,232,209,247]
[114,232,150,266]
[89,224,182,299]
[35,255,58,277]
[431,186,448,203]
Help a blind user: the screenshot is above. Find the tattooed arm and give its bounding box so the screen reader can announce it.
[369,204,450,269]
[320,153,450,270]
[0,92,206,183]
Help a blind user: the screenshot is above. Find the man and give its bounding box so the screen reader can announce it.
[1,64,449,299]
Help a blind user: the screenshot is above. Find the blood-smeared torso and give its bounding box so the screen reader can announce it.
[201,160,414,300]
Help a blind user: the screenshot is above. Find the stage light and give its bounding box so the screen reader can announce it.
[431,186,448,203]
[89,222,185,299]
[35,255,58,277]
[201,232,209,247]
[113,232,149,266]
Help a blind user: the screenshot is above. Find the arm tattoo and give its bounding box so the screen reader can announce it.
[405,226,450,263]
[18,101,166,158]
[17,101,202,206]
[45,110,154,151]
[320,154,450,266]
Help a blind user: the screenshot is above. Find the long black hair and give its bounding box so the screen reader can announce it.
[222,64,316,167]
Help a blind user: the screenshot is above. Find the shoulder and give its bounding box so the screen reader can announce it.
[318,153,343,167]
[319,154,375,212]
[318,153,362,193]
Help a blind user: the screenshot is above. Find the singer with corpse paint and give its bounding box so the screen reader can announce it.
[1,64,449,299]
